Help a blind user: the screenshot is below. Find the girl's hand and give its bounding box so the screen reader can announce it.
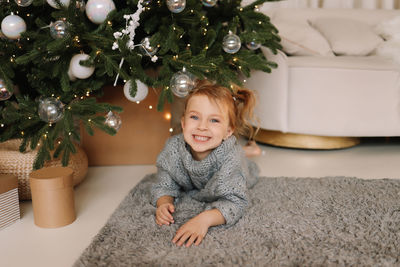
[155,203,175,226]
[172,215,209,247]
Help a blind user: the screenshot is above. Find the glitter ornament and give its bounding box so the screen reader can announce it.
[69,54,95,79]
[166,0,186,13]
[246,40,261,50]
[1,14,26,40]
[76,0,86,11]
[38,97,64,123]
[50,20,69,39]
[170,68,196,98]
[105,111,121,131]
[86,0,116,24]
[14,0,34,7]
[202,0,217,7]
[139,37,159,56]
[123,80,149,102]
[47,0,70,8]
[223,31,241,54]
[0,79,13,101]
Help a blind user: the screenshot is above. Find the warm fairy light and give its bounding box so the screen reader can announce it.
[21,131,24,136]
[74,94,78,98]
[26,13,30,17]
[169,128,173,132]
[149,105,153,109]
[187,44,191,47]
[58,141,61,144]
[190,9,194,13]
[80,96,84,99]
[1,124,4,127]
[136,101,140,104]
[86,91,90,96]
[258,21,262,25]
[238,66,242,69]
[173,26,176,30]
[107,21,112,26]
[43,134,47,138]
[51,94,55,97]
[68,132,72,136]
[88,119,91,122]
[205,45,209,50]
[28,116,31,119]
[243,79,247,83]
[233,57,238,62]
[68,106,71,110]
[240,8,243,11]
[164,112,171,120]
[96,50,101,55]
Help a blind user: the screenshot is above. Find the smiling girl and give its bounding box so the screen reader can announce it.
[151,81,260,247]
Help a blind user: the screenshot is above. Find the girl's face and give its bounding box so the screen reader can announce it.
[181,95,233,161]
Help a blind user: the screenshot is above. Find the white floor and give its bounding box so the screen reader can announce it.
[1,139,400,267]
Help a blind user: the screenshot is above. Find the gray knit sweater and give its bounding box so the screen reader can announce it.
[151,134,259,226]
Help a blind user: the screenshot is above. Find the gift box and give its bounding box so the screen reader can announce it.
[29,167,76,228]
[0,174,20,230]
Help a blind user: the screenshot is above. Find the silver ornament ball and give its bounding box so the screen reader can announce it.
[170,69,196,98]
[105,111,122,131]
[246,40,261,50]
[38,97,64,123]
[14,0,34,7]
[0,79,13,101]
[202,0,217,7]
[50,20,69,39]
[223,33,241,54]
[166,0,186,13]
[140,37,159,56]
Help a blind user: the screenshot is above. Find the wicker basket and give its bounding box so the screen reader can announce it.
[0,139,88,200]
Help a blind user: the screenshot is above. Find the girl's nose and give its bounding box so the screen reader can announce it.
[198,119,207,130]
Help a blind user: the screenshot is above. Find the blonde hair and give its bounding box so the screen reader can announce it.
[183,80,259,140]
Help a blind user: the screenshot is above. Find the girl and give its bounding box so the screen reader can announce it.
[151,81,260,247]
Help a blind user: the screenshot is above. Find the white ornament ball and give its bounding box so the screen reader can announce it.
[123,80,149,102]
[47,0,70,8]
[69,54,95,79]
[14,0,34,7]
[67,67,76,81]
[223,32,241,54]
[86,0,116,24]
[166,0,186,13]
[1,14,26,40]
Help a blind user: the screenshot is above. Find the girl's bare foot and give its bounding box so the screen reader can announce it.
[243,140,262,157]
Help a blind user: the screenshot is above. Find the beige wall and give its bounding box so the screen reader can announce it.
[260,0,400,9]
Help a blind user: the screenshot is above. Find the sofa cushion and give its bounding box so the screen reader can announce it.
[273,19,334,56]
[287,55,399,71]
[311,18,384,56]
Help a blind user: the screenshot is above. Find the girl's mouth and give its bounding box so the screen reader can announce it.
[193,135,211,142]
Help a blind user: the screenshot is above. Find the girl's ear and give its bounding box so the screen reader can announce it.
[224,127,233,140]
[181,116,185,130]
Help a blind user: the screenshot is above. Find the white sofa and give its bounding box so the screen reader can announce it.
[247,8,400,148]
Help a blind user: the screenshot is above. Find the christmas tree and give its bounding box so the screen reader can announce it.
[0,0,281,169]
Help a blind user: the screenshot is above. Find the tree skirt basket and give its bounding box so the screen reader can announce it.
[0,139,88,200]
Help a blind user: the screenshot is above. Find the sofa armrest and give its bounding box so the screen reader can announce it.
[246,47,289,132]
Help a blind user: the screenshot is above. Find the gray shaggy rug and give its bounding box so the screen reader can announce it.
[74,174,400,266]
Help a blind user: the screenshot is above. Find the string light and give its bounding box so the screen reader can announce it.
[1,124,4,127]
[88,119,91,122]
[169,128,173,133]
[164,112,171,120]
[149,105,153,109]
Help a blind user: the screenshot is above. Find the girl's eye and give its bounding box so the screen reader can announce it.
[190,115,199,120]
[210,118,220,123]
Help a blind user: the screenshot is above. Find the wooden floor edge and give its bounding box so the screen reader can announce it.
[254,129,361,150]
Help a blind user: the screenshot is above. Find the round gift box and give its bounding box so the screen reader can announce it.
[30,166,76,228]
